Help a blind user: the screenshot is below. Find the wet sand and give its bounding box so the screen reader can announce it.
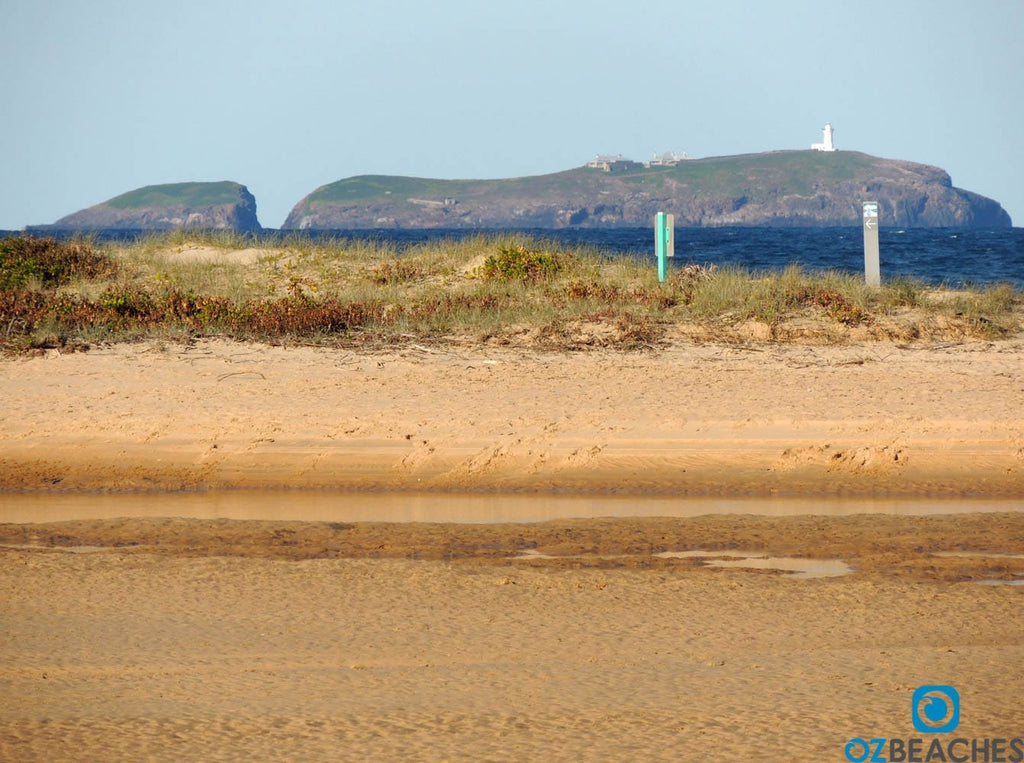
[2,514,1023,761]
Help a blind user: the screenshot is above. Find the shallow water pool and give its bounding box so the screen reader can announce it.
[0,490,1021,524]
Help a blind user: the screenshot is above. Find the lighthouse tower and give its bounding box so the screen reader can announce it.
[811,123,836,152]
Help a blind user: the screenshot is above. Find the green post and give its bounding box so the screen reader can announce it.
[655,212,674,283]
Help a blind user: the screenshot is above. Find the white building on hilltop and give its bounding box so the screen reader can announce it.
[645,151,692,167]
[586,154,642,172]
[810,123,836,152]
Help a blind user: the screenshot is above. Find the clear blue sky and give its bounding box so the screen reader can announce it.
[2,0,1022,229]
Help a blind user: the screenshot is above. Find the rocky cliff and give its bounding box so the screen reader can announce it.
[282,151,1011,230]
[36,181,261,232]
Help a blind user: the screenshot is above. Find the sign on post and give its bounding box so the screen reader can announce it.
[862,201,880,287]
[655,212,675,282]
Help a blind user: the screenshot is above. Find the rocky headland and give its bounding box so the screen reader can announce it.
[32,181,261,232]
[283,151,1011,230]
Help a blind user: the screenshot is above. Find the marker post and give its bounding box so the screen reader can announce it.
[862,201,880,287]
[655,212,675,283]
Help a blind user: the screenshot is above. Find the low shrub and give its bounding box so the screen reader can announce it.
[0,237,116,290]
[99,287,156,318]
[481,245,567,282]
[562,279,621,301]
[370,259,420,285]
[230,296,391,337]
[811,288,869,325]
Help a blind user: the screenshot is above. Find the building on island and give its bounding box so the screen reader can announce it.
[645,151,690,167]
[810,123,836,152]
[587,151,694,171]
[586,154,642,172]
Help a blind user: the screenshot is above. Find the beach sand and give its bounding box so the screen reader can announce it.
[1,517,1023,762]
[2,337,1023,495]
[2,338,1023,760]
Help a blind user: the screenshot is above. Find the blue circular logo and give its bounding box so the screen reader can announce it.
[911,685,960,734]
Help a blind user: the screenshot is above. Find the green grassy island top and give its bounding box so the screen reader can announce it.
[104,182,248,210]
[307,152,891,204]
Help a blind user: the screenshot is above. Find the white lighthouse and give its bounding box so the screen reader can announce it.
[811,123,836,152]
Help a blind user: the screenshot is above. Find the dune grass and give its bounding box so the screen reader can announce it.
[1,233,1021,353]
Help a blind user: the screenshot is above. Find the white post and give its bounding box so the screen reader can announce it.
[863,201,880,287]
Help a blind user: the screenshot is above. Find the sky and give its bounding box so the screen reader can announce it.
[2,0,1022,230]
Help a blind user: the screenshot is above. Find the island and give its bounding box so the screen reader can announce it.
[31,181,261,232]
[283,151,1011,230]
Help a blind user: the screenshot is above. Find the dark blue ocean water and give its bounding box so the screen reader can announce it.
[326,227,1024,288]
[6,227,1023,287]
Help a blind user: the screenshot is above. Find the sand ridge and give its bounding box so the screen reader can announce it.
[2,337,1024,494]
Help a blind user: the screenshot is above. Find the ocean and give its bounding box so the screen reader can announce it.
[325,227,1024,287]
[5,226,1023,287]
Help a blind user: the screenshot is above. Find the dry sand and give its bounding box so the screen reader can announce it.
[2,337,1024,494]
[1,338,1023,761]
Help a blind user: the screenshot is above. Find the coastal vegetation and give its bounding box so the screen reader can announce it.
[1,233,1021,353]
